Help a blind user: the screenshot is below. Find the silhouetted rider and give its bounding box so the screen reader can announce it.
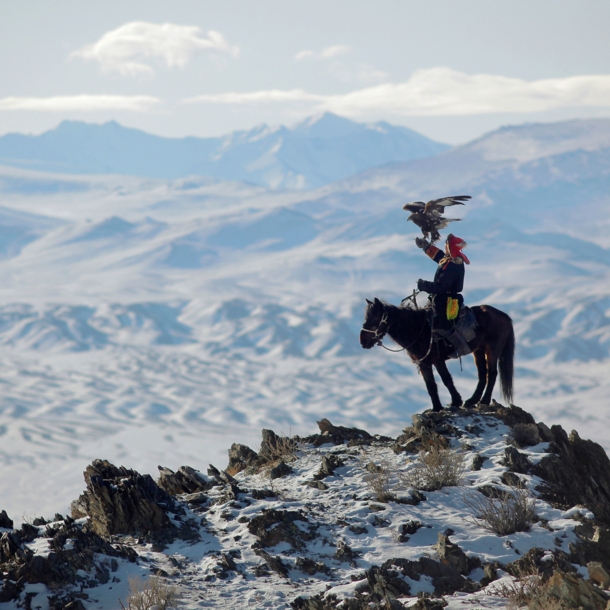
[415,233,470,357]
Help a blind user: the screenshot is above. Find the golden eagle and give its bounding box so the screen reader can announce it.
[402,195,471,243]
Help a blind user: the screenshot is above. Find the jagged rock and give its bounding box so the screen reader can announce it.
[502,446,531,473]
[269,460,292,479]
[157,465,213,495]
[480,563,498,586]
[588,562,610,588]
[366,564,411,599]
[303,419,373,447]
[0,510,13,529]
[412,596,448,610]
[71,459,175,537]
[253,549,288,577]
[471,454,487,471]
[304,480,328,490]
[207,464,238,486]
[381,557,476,596]
[478,402,536,428]
[505,547,576,579]
[396,520,422,541]
[435,533,479,575]
[260,429,282,457]
[227,443,260,474]
[295,557,329,575]
[533,428,610,525]
[334,541,357,565]
[220,552,237,572]
[570,517,610,573]
[538,570,609,610]
[313,454,345,480]
[0,531,29,563]
[248,509,312,549]
[501,471,526,488]
[0,579,21,603]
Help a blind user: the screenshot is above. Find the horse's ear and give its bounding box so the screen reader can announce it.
[374,297,382,307]
[366,298,373,305]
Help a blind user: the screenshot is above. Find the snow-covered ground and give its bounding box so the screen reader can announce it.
[0,118,609,523]
[0,409,605,609]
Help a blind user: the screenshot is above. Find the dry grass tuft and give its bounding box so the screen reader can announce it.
[490,576,569,609]
[465,487,537,536]
[259,433,301,463]
[400,447,466,491]
[362,461,394,502]
[512,423,540,448]
[119,575,179,610]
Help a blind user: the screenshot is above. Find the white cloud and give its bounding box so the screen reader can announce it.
[72,22,239,77]
[184,67,610,116]
[294,45,350,61]
[0,95,161,112]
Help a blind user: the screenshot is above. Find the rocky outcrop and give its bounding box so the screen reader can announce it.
[157,464,214,495]
[538,571,609,610]
[0,517,136,606]
[533,427,610,525]
[71,459,175,537]
[227,443,260,473]
[0,510,13,529]
[302,419,375,447]
[248,509,313,549]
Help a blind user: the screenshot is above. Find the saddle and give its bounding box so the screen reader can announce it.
[456,306,477,342]
[434,305,477,358]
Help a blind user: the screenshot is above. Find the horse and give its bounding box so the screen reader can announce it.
[360,298,514,412]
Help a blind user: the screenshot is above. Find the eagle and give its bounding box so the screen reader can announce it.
[402,195,471,243]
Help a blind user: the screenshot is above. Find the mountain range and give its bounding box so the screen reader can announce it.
[0,115,609,522]
[0,113,448,189]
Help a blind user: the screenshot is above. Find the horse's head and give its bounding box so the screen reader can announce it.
[360,298,389,349]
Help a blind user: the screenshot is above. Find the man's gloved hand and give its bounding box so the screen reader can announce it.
[417,279,426,291]
[415,237,430,250]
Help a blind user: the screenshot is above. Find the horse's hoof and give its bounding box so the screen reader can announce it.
[447,404,461,412]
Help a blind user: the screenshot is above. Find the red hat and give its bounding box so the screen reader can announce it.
[446,234,470,264]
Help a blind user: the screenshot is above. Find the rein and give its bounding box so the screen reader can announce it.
[361,305,428,355]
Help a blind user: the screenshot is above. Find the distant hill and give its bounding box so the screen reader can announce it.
[0,113,449,189]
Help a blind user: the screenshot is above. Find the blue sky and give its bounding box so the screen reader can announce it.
[1,0,609,143]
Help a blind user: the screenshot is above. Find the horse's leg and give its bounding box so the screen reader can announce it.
[420,361,443,412]
[480,346,500,405]
[434,359,462,408]
[464,348,488,408]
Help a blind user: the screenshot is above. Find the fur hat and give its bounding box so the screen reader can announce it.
[446,234,470,264]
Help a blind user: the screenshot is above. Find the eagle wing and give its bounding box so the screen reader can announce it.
[403,195,470,243]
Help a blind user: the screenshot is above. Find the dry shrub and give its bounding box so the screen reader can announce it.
[119,576,179,610]
[465,487,537,536]
[362,461,394,502]
[259,434,301,463]
[490,576,569,609]
[512,424,540,448]
[400,447,466,491]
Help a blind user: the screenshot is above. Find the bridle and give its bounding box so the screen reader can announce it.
[361,304,429,355]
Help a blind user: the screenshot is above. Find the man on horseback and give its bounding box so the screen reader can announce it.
[415,233,471,358]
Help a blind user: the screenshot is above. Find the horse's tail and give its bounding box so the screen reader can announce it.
[498,318,515,404]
